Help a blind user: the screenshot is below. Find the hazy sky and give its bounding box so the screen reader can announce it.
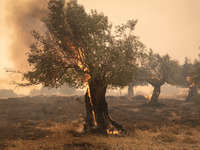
[0,0,200,94]
[80,0,200,62]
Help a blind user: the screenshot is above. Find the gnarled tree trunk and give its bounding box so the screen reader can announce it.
[186,83,198,101]
[84,79,124,135]
[149,85,161,105]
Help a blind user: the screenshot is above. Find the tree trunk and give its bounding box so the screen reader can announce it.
[128,84,134,97]
[186,83,198,101]
[149,85,161,104]
[84,79,124,135]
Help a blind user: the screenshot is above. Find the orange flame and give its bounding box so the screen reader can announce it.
[186,76,191,82]
[106,124,120,135]
[87,83,97,126]
[144,94,152,100]
[113,130,119,135]
[107,129,119,135]
[189,83,194,87]
[75,47,97,126]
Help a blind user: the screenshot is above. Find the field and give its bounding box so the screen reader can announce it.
[0,95,200,150]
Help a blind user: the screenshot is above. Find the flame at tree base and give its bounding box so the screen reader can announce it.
[144,94,152,100]
[106,124,124,136]
[84,123,125,136]
[83,78,125,136]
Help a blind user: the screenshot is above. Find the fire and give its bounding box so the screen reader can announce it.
[151,76,158,80]
[189,83,194,87]
[144,94,152,100]
[106,129,119,135]
[113,130,119,135]
[106,124,120,135]
[86,83,97,126]
[186,76,191,82]
[73,45,121,134]
[74,46,97,126]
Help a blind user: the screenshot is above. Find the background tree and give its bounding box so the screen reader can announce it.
[22,0,144,134]
[141,49,181,105]
[192,59,200,86]
[127,68,148,97]
[0,89,18,98]
[179,57,198,101]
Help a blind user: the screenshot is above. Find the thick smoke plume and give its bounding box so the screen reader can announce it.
[6,0,48,71]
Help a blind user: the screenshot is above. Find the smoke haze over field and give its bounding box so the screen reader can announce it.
[0,0,49,94]
[1,0,200,94]
[7,0,48,71]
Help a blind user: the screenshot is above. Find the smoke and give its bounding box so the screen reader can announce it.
[6,0,48,71]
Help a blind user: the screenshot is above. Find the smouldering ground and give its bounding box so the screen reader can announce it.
[0,95,200,150]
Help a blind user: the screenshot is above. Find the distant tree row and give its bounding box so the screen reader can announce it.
[0,84,80,98]
[0,89,18,98]
[30,84,80,96]
[128,49,199,104]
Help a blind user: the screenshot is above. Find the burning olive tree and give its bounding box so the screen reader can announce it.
[141,50,181,105]
[174,57,198,101]
[181,58,198,100]
[23,0,144,135]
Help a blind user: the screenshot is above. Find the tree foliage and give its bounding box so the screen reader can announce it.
[192,59,200,87]
[21,0,145,134]
[140,49,181,103]
[24,0,144,89]
[127,68,148,97]
[178,57,194,87]
[141,49,181,86]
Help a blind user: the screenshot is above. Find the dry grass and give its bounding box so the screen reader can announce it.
[0,96,200,150]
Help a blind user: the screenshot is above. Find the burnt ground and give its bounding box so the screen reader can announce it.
[0,95,200,150]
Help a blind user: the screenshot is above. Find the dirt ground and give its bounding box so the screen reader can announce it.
[0,95,200,150]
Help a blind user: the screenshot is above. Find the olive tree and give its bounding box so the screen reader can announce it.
[179,58,198,101]
[23,0,144,134]
[141,50,181,104]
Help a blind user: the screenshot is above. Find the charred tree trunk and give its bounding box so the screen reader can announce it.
[128,84,134,97]
[84,90,94,129]
[149,85,161,105]
[186,83,198,101]
[84,79,124,135]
